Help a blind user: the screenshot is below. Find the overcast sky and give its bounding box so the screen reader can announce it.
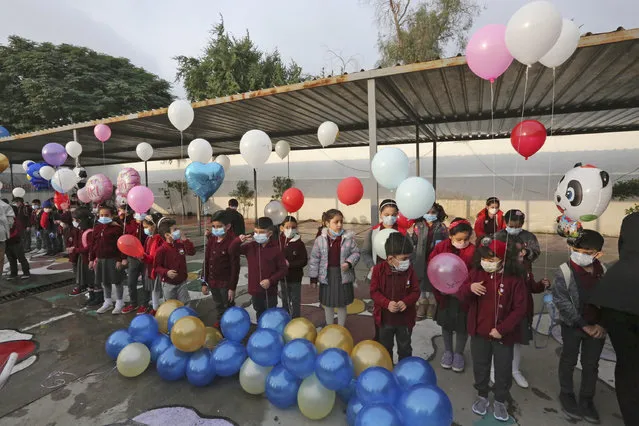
[2,0,638,99]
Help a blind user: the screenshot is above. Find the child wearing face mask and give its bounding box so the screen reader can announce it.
[230,216,288,320]
[153,219,196,305]
[121,207,149,314]
[552,230,607,423]
[278,216,308,319]
[68,208,99,305]
[138,214,165,315]
[474,197,506,240]
[31,199,43,253]
[370,232,420,362]
[309,209,360,327]
[40,199,57,256]
[429,218,475,373]
[362,200,400,280]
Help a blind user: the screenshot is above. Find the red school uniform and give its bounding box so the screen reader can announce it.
[370,262,421,329]
[141,234,164,279]
[474,209,505,240]
[89,222,124,261]
[278,233,308,283]
[204,231,240,290]
[429,239,475,308]
[153,239,195,285]
[70,227,93,265]
[229,237,288,298]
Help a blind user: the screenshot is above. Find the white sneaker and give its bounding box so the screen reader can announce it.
[512,370,529,388]
[112,300,125,315]
[96,301,114,314]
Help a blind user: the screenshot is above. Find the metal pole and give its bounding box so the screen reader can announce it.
[253,168,258,222]
[144,161,149,187]
[415,123,420,177]
[432,125,437,191]
[367,79,378,224]
[197,198,202,236]
[287,156,290,179]
[9,162,14,190]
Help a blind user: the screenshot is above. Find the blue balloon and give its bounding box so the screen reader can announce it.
[265,364,302,409]
[26,162,50,190]
[220,306,251,342]
[156,345,190,381]
[315,348,354,391]
[105,329,133,360]
[393,356,437,390]
[397,385,453,426]
[150,334,172,363]
[186,348,216,387]
[346,396,364,426]
[167,306,197,334]
[281,339,316,379]
[128,314,159,347]
[0,126,9,138]
[355,403,402,426]
[356,367,400,405]
[258,307,291,335]
[185,161,225,202]
[247,329,284,367]
[337,378,357,403]
[211,339,246,376]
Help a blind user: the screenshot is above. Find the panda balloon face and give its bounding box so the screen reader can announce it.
[554,163,612,222]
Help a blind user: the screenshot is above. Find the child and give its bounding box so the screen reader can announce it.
[5,203,31,280]
[230,217,288,320]
[309,209,360,327]
[474,197,506,240]
[458,237,527,423]
[429,218,475,372]
[121,206,148,314]
[31,199,43,253]
[362,199,400,279]
[370,232,420,361]
[14,197,32,252]
[139,214,165,314]
[68,208,99,305]
[202,210,240,325]
[552,230,606,423]
[153,219,195,305]
[278,216,308,318]
[40,199,57,256]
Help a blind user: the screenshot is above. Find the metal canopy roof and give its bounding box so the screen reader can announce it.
[1,28,638,166]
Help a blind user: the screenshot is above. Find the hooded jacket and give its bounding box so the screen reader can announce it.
[474,209,505,239]
[308,228,360,285]
[278,233,308,283]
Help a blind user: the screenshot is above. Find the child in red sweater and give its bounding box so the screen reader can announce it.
[68,208,97,305]
[278,216,308,318]
[153,218,196,304]
[138,214,165,315]
[120,206,148,314]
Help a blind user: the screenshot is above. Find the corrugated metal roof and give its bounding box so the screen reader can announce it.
[1,27,637,166]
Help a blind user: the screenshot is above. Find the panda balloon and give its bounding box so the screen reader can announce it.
[554,163,612,222]
[73,167,87,189]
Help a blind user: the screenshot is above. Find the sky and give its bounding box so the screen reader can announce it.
[2,0,637,99]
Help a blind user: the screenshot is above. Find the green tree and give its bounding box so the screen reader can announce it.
[613,178,639,201]
[162,180,189,216]
[272,176,295,200]
[0,36,173,134]
[229,180,255,217]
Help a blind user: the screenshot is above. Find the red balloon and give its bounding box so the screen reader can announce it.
[117,234,144,258]
[337,177,364,206]
[397,212,415,230]
[53,191,70,210]
[282,188,304,213]
[427,253,469,295]
[510,120,547,160]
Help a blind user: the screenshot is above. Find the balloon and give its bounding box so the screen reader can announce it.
[86,174,113,203]
[53,192,70,210]
[165,305,194,333]
[315,348,354,390]
[264,200,287,225]
[265,364,302,409]
[258,307,291,335]
[281,338,317,379]
[0,154,8,173]
[136,142,154,162]
[511,120,547,160]
[396,212,414,230]
[171,316,206,353]
[40,166,55,181]
[42,143,68,166]
[239,357,273,395]
[203,327,223,350]
[466,24,513,82]
[214,155,230,171]
[297,373,336,420]
[156,345,189,381]
[337,177,364,206]
[168,99,194,131]
[187,138,213,163]
[347,397,365,426]
[337,378,357,403]
[315,324,354,354]
[105,329,134,360]
[393,356,437,390]
[117,167,141,196]
[50,168,78,193]
[25,162,50,190]
[396,177,436,219]
[184,161,225,202]
[275,140,290,159]
[22,160,34,172]
[554,163,612,222]
[371,148,410,190]
[247,328,284,367]
[65,141,83,159]
[240,129,272,169]
[117,235,145,259]
[115,195,127,207]
[281,188,304,213]
[356,367,400,405]
[128,313,159,347]
[355,403,402,426]
[116,342,151,378]
[427,253,469,295]
[77,187,90,204]
[186,348,216,387]
[94,124,112,142]
[150,334,172,363]
[127,185,154,214]
[220,306,251,342]
[505,0,562,65]
[12,188,25,198]
[0,126,9,137]
[167,306,197,334]
[540,19,581,68]
[81,229,93,248]
[350,340,393,377]
[317,121,339,148]
[397,385,453,426]
[556,214,583,239]
[283,317,317,343]
[211,339,247,377]
[373,228,398,261]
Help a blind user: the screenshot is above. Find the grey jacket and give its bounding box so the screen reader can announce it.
[0,200,15,242]
[495,229,540,263]
[552,262,607,328]
[411,220,448,283]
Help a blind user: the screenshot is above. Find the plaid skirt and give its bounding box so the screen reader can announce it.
[319,267,354,308]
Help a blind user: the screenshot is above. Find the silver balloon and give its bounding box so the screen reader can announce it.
[264,200,288,225]
[239,357,273,395]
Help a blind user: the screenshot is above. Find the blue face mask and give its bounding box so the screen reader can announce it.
[382,215,397,226]
[171,230,181,241]
[98,217,112,224]
[253,233,269,244]
[212,227,226,237]
[506,226,523,236]
[329,228,344,238]
[32,205,40,210]
[144,228,152,236]
[423,214,438,223]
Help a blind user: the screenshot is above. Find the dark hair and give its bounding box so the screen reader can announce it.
[385,232,414,256]
[281,215,297,225]
[72,207,93,229]
[379,199,398,213]
[2,198,9,204]
[210,210,229,225]
[158,218,177,237]
[228,199,239,208]
[569,229,604,251]
[504,209,525,224]
[32,199,41,204]
[144,213,163,228]
[98,203,116,215]
[429,203,448,222]
[486,197,500,207]
[256,216,274,230]
[318,209,344,235]
[70,193,78,198]
[449,217,473,236]
[12,197,24,203]
[473,239,525,277]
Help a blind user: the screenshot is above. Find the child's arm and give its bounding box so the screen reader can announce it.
[552,268,586,328]
[183,239,196,256]
[229,251,241,292]
[496,278,528,337]
[308,238,321,280]
[370,266,392,309]
[525,232,541,263]
[287,241,308,269]
[360,229,375,269]
[428,240,445,262]
[456,272,477,302]
[345,239,360,267]
[401,268,421,307]
[268,251,289,284]
[527,272,548,294]
[153,249,170,281]
[229,236,249,257]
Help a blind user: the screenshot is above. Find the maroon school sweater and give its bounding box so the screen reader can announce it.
[230,237,288,298]
[89,222,124,261]
[153,239,196,285]
[278,234,308,283]
[204,231,240,290]
[370,262,420,328]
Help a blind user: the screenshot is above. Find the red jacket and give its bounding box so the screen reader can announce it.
[278,234,308,283]
[67,227,81,264]
[370,262,420,329]
[372,222,408,236]
[204,231,240,290]
[142,234,164,279]
[153,239,196,285]
[458,268,528,345]
[16,205,31,230]
[89,222,124,261]
[474,209,505,240]
[429,239,475,309]
[70,226,92,265]
[230,237,288,297]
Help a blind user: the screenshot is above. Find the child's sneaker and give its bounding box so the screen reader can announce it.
[452,353,465,372]
[148,309,157,316]
[96,300,114,314]
[21,274,31,280]
[5,275,16,281]
[512,370,529,388]
[121,304,137,314]
[112,300,125,314]
[69,287,85,297]
[440,351,453,369]
[136,306,149,315]
[472,396,489,416]
[493,401,509,422]
[579,398,600,424]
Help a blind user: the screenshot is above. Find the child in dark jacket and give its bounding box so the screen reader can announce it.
[5,204,30,279]
[278,216,308,318]
[153,218,196,305]
[68,208,98,305]
[40,199,58,256]
[31,199,43,252]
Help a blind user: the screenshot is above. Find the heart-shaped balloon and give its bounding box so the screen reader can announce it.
[185,162,225,202]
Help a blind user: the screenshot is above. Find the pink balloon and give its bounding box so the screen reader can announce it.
[82,229,93,248]
[76,187,91,204]
[127,185,154,214]
[466,24,513,82]
[427,253,469,295]
[94,124,111,143]
[85,174,113,203]
[117,167,141,196]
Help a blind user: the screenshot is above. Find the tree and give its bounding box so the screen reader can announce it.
[162,180,189,216]
[0,36,173,134]
[272,176,295,200]
[613,178,639,201]
[229,180,255,217]
[175,17,308,101]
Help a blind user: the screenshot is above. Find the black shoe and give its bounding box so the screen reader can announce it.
[579,398,600,424]
[559,393,582,421]
[6,275,17,281]
[88,292,104,307]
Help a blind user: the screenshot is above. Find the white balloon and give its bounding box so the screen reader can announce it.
[239,358,273,395]
[12,188,25,198]
[505,1,562,65]
[317,122,339,148]
[40,166,55,181]
[136,142,154,162]
[214,155,230,171]
[167,99,194,132]
[240,130,272,169]
[264,200,287,225]
[0,182,3,190]
[371,148,410,190]
[275,140,290,159]
[396,177,436,219]
[51,168,79,193]
[22,160,34,172]
[373,228,399,260]
[65,141,83,159]
[187,138,213,163]
[539,19,581,68]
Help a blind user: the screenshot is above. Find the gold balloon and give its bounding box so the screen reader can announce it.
[116,342,151,378]
[203,327,223,350]
[0,154,8,173]
[350,339,393,376]
[314,324,354,354]
[283,317,318,344]
[170,316,206,352]
[155,299,184,334]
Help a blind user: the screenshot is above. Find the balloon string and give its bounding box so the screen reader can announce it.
[543,68,557,276]
[102,144,105,167]
[490,81,496,202]
[180,131,185,227]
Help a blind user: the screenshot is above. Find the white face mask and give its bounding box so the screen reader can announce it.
[283,228,297,239]
[506,226,522,236]
[571,251,596,267]
[72,220,79,228]
[488,208,498,215]
[452,240,469,250]
[254,233,269,244]
[481,259,502,273]
[382,215,397,226]
[393,259,410,272]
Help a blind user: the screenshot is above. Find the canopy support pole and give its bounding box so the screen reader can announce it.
[415,123,420,177]
[367,79,378,224]
[253,168,258,223]
[432,125,437,190]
